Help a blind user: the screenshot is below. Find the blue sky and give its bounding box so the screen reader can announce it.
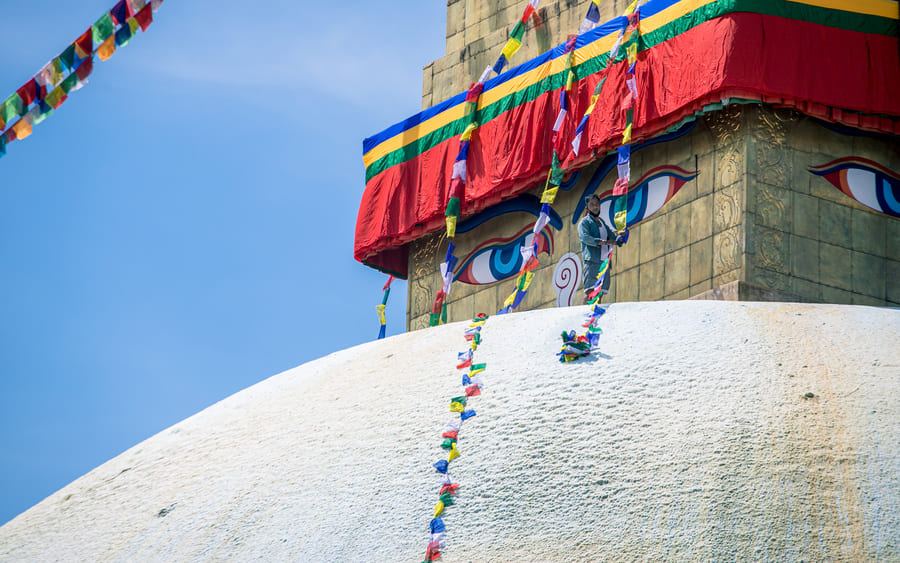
[0,0,446,525]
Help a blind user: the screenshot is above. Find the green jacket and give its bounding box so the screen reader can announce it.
[578,214,615,264]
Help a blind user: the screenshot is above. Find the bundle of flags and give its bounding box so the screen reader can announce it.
[431,0,543,327]
[0,0,163,158]
[376,275,394,339]
[423,313,489,562]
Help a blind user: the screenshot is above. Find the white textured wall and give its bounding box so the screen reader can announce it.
[1,301,897,561]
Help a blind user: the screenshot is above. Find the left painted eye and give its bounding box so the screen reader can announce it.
[455,226,554,285]
[593,165,698,230]
[809,157,900,218]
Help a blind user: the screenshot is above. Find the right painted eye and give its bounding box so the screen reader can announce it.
[594,165,698,230]
[809,157,900,218]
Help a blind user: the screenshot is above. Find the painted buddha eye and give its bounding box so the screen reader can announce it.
[455,226,554,285]
[592,165,698,229]
[809,157,900,218]
[571,121,697,222]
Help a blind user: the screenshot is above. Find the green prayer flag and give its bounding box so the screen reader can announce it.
[60,72,79,94]
[92,13,115,45]
[613,196,627,215]
[1,94,23,123]
[60,45,76,71]
[549,150,565,186]
[470,363,486,371]
[594,77,607,95]
[510,21,525,42]
[450,396,467,407]
[439,492,454,506]
[441,302,448,324]
[0,135,6,157]
[429,312,441,327]
[440,438,457,450]
[381,287,390,306]
[445,196,460,218]
[473,332,481,345]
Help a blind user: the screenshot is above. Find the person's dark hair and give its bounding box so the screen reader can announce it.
[584,194,600,204]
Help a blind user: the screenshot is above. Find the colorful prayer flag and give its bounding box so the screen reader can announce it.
[98,36,116,61]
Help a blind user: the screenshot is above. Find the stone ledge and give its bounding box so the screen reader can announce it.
[690,280,807,303]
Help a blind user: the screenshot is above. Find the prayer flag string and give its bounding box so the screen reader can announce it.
[376,275,394,340]
[0,0,164,157]
[422,313,489,562]
[430,0,543,328]
[418,3,654,558]
[559,1,646,361]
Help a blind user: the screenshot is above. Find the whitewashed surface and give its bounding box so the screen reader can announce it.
[0,301,897,561]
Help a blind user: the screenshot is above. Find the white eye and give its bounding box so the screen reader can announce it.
[642,176,671,219]
[809,158,900,218]
[846,168,881,212]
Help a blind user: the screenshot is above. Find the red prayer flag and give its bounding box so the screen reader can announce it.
[464,82,484,103]
[425,541,441,561]
[455,359,472,369]
[439,483,460,495]
[431,291,446,315]
[135,5,153,31]
[16,82,37,107]
[521,4,535,21]
[75,57,94,81]
[521,255,540,272]
[441,430,459,440]
[613,177,629,196]
[448,177,464,199]
[74,29,93,58]
[465,385,481,397]
[382,275,394,291]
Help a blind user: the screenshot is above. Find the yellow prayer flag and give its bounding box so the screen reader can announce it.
[45,87,64,109]
[0,114,5,130]
[128,17,140,34]
[470,341,478,351]
[50,60,64,85]
[565,70,575,91]
[540,187,559,204]
[469,366,485,376]
[614,210,628,231]
[501,38,522,60]
[460,121,478,141]
[624,0,639,15]
[98,36,116,61]
[12,117,33,140]
[445,215,457,238]
[520,271,535,291]
[585,94,600,115]
[469,320,486,327]
[450,401,465,413]
[622,123,632,143]
[592,0,603,6]
[434,500,445,518]
[376,304,386,325]
[627,43,638,65]
[502,290,517,308]
[448,444,460,461]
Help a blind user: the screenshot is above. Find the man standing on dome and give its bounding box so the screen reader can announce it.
[578,194,618,304]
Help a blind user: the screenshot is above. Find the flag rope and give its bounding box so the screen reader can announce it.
[0,0,164,158]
